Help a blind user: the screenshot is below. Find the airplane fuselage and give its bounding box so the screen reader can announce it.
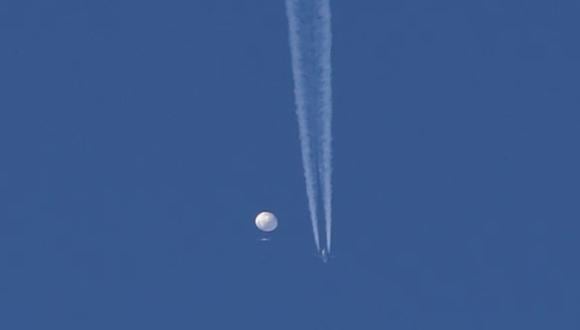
[320,249,329,263]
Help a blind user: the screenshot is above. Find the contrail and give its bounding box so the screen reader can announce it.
[285,0,333,254]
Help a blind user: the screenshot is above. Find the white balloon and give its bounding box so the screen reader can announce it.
[255,211,278,232]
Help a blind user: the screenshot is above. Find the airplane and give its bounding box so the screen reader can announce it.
[320,248,329,263]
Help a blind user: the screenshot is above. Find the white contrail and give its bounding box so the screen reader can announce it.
[318,0,333,254]
[285,0,333,254]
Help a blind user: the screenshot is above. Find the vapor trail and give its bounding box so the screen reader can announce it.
[285,0,333,254]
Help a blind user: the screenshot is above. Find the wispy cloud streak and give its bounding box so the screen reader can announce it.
[285,0,333,254]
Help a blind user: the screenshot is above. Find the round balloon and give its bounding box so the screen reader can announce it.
[255,211,278,232]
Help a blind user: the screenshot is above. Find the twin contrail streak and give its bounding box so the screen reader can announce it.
[285,0,333,255]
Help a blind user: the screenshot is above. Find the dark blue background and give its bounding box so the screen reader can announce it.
[1,1,579,329]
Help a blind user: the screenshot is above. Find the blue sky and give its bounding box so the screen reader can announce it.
[1,1,579,329]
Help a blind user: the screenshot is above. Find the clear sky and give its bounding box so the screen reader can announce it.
[1,1,579,329]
